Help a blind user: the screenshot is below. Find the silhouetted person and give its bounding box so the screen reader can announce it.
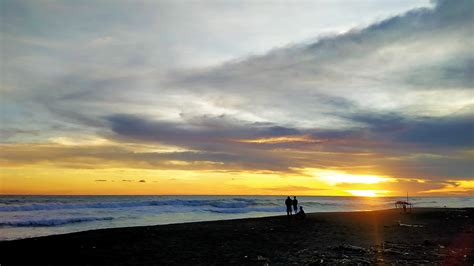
[295,206,306,220]
[285,196,292,216]
[292,196,298,213]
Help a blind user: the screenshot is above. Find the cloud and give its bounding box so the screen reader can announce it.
[418,179,474,195]
[106,113,302,145]
[162,0,472,124]
[0,129,39,141]
[343,110,474,147]
[263,185,323,192]
[4,0,471,134]
[395,113,474,147]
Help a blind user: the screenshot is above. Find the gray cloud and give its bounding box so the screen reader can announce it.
[341,110,474,147]
[103,110,473,178]
[106,113,301,144]
[161,0,472,126]
[396,114,474,147]
[0,128,39,141]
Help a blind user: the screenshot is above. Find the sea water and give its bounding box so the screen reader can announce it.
[0,195,472,240]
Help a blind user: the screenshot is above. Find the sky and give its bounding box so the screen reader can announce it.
[0,0,473,196]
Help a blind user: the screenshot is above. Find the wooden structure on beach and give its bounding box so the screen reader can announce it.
[395,193,413,213]
[395,201,413,213]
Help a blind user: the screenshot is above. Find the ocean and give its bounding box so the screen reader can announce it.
[0,195,472,241]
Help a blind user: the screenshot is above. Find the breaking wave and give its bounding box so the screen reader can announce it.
[0,199,259,212]
[207,206,283,214]
[0,217,114,227]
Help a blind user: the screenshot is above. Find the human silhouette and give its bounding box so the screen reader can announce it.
[292,196,298,214]
[295,206,306,220]
[285,196,292,216]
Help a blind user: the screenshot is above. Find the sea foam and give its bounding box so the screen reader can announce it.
[0,199,258,212]
[0,217,114,227]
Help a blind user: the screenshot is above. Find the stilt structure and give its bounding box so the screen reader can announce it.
[395,192,413,213]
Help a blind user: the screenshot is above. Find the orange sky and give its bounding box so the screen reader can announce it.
[1,140,472,196]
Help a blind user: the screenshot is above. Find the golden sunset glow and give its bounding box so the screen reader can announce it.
[0,165,354,195]
[419,180,474,195]
[237,135,321,144]
[0,139,472,196]
[306,169,394,185]
[346,190,390,197]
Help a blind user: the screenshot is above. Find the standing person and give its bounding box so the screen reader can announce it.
[285,196,293,216]
[292,196,298,214]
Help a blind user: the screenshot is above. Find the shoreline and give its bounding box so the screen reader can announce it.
[0,208,403,242]
[0,207,449,242]
[1,208,473,265]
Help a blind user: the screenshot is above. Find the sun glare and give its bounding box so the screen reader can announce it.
[346,190,389,197]
[306,169,393,185]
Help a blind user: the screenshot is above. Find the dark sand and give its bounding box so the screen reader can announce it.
[1,208,473,265]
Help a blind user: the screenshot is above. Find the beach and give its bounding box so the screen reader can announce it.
[1,208,473,265]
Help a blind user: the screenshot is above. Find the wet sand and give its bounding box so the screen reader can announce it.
[1,208,473,265]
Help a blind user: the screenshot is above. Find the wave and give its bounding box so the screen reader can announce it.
[0,199,259,212]
[0,217,114,227]
[302,202,340,206]
[412,201,437,204]
[207,206,283,214]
